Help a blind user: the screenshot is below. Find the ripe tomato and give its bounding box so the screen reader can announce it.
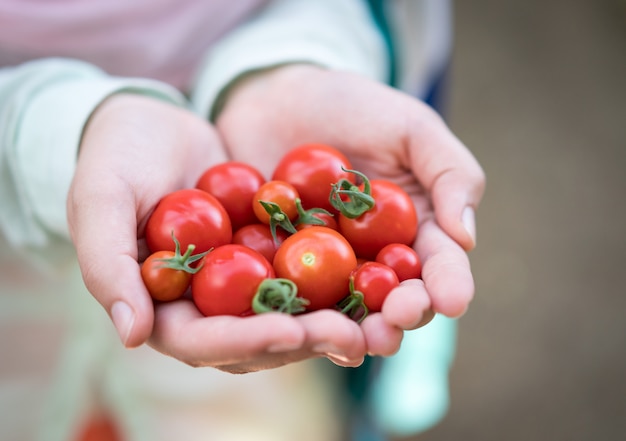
[273,226,357,310]
[252,180,300,225]
[195,161,265,231]
[375,243,422,281]
[145,188,232,254]
[191,244,275,316]
[352,261,399,312]
[272,143,355,213]
[339,180,418,259]
[232,223,289,263]
[141,234,206,302]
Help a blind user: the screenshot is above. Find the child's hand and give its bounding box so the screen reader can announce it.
[215,65,486,355]
[67,93,368,372]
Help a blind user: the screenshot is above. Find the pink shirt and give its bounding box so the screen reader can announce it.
[0,0,268,90]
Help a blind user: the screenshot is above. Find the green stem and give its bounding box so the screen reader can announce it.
[252,278,309,314]
[329,168,375,219]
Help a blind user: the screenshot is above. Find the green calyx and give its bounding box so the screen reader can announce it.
[329,168,375,219]
[337,277,369,323]
[258,200,298,244]
[293,198,334,227]
[252,278,309,314]
[155,231,208,274]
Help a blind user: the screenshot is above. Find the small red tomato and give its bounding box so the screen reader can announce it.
[195,161,266,231]
[272,143,355,213]
[141,251,192,302]
[253,180,300,225]
[191,244,275,316]
[375,243,422,281]
[273,226,357,310]
[145,188,232,254]
[352,261,399,312]
[141,236,206,302]
[339,180,418,259]
[232,223,289,263]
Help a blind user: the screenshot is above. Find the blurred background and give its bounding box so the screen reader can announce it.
[402,1,626,440]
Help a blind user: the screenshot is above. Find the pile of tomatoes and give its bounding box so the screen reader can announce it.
[140,144,422,322]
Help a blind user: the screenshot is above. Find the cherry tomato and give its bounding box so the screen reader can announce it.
[145,188,232,254]
[272,143,355,213]
[232,223,289,263]
[141,235,206,302]
[195,161,265,231]
[339,180,418,259]
[375,243,422,281]
[253,180,300,225]
[141,251,192,302]
[192,244,275,316]
[352,261,399,312]
[273,226,357,310]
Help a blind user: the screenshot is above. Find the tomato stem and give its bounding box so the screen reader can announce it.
[258,200,298,243]
[293,198,334,227]
[154,231,209,274]
[337,277,369,323]
[329,168,375,219]
[252,278,309,314]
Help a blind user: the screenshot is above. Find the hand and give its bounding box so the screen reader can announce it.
[214,65,486,356]
[67,93,367,373]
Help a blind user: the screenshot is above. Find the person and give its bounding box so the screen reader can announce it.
[0,0,485,440]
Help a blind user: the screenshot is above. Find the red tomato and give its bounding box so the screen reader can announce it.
[339,180,418,259]
[73,414,122,441]
[145,189,232,254]
[192,244,275,316]
[195,161,265,231]
[273,226,357,310]
[272,144,355,213]
[232,223,289,263]
[352,261,399,312]
[252,180,300,225]
[141,250,192,302]
[375,243,422,281]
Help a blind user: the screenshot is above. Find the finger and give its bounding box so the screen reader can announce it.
[360,313,404,357]
[67,178,155,348]
[149,300,307,368]
[381,279,432,330]
[407,106,486,250]
[297,309,367,367]
[416,219,475,317]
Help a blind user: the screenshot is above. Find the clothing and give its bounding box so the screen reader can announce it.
[0,1,455,440]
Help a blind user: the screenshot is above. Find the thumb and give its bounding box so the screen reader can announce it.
[67,178,154,348]
[408,107,485,250]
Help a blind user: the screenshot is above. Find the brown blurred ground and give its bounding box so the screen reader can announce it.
[401,1,626,440]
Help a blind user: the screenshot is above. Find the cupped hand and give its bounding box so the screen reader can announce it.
[214,65,486,356]
[67,93,368,373]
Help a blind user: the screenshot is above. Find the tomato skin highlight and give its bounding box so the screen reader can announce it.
[273,226,357,310]
[352,261,399,312]
[191,244,275,316]
[339,180,418,259]
[272,143,354,213]
[195,161,265,231]
[232,223,288,263]
[375,243,422,281]
[141,250,192,302]
[145,188,232,254]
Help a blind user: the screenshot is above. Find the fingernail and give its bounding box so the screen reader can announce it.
[462,206,476,247]
[111,301,135,346]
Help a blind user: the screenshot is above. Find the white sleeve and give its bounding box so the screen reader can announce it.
[0,58,187,250]
[191,0,388,120]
